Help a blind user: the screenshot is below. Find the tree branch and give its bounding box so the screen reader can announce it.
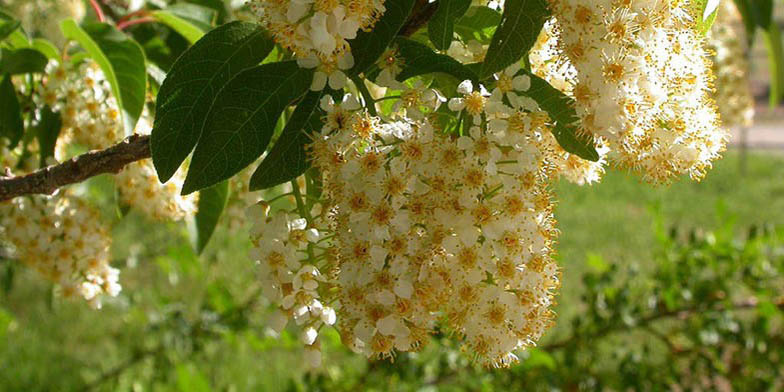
[399,0,439,37]
[0,134,150,202]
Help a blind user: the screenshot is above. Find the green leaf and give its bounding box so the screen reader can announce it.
[0,73,23,148]
[428,0,472,50]
[152,4,216,44]
[454,6,502,44]
[193,180,229,254]
[478,0,549,79]
[152,11,206,44]
[0,18,20,42]
[33,106,62,167]
[179,0,227,25]
[60,20,147,134]
[152,21,273,183]
[165,3,217,31]
[521,70,599,161]
[732,0,756,46]
[692,0,721,34]
[395,37,478,82]
[750,0,773,29]
[522,348,556,370]
[0,48,48,74]
[31,38,60,60]
[763,22,784,107]
[250,89,326,191]
[0,11,26,48]
[349,0,417,75]
[175,363,212,392]
[182,61,313,194]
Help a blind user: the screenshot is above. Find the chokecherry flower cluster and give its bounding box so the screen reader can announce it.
[540,0,728,183]
[249,0,388,90]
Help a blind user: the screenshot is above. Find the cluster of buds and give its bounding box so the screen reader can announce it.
[249,0,387,90]
[542,0,727,184]
[0,195,120,309]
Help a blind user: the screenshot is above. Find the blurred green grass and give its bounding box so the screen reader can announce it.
[0,151,783,391]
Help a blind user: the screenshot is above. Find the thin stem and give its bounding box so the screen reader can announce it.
[352,76,378,117]
[265,191,294,205]
[291,180,311,222]
[117,17,156,31]
[118,9,149,24]
[376,95,402,102]
[89,0,106,22]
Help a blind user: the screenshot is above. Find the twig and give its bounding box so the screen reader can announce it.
[0,135,150,202]
[117,17,156,31]
[89,0,106,22]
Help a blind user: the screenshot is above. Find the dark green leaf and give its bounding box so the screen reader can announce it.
[165,3,217,31]
[0,48,48,74]
[250,89,326,191]
[428,0,472,50]
[479,0,549,79]
[194,180,229,254]
[732,0,756,45]
[750,0,773,29]
[0,73,22,148]
[395,37,478,82]
[33,106,62,167]
[522,70,599,161]
[0,11,28,48]
[182,61,313,194]
[454,6,502,44]
[349,0,416,75]
[0,18,20,42]
[152,21,273,183]
[61,20,147,134]
[185,0,229,24]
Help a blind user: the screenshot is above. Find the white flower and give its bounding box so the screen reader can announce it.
[448,80,490,125]
[492,64,531,107]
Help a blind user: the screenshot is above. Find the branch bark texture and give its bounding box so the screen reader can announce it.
[0,134,150,202]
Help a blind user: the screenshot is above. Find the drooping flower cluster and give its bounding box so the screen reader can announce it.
[0,195,120,309]
[544,0,728,183]
[249,0,387,90]
[707,0,755,127]
[248,200,335,369]
[115,115,198,221]
[40,60,123,155]
[247,70,570,366]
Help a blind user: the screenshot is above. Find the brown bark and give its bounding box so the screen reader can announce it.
[0,135,150,202]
